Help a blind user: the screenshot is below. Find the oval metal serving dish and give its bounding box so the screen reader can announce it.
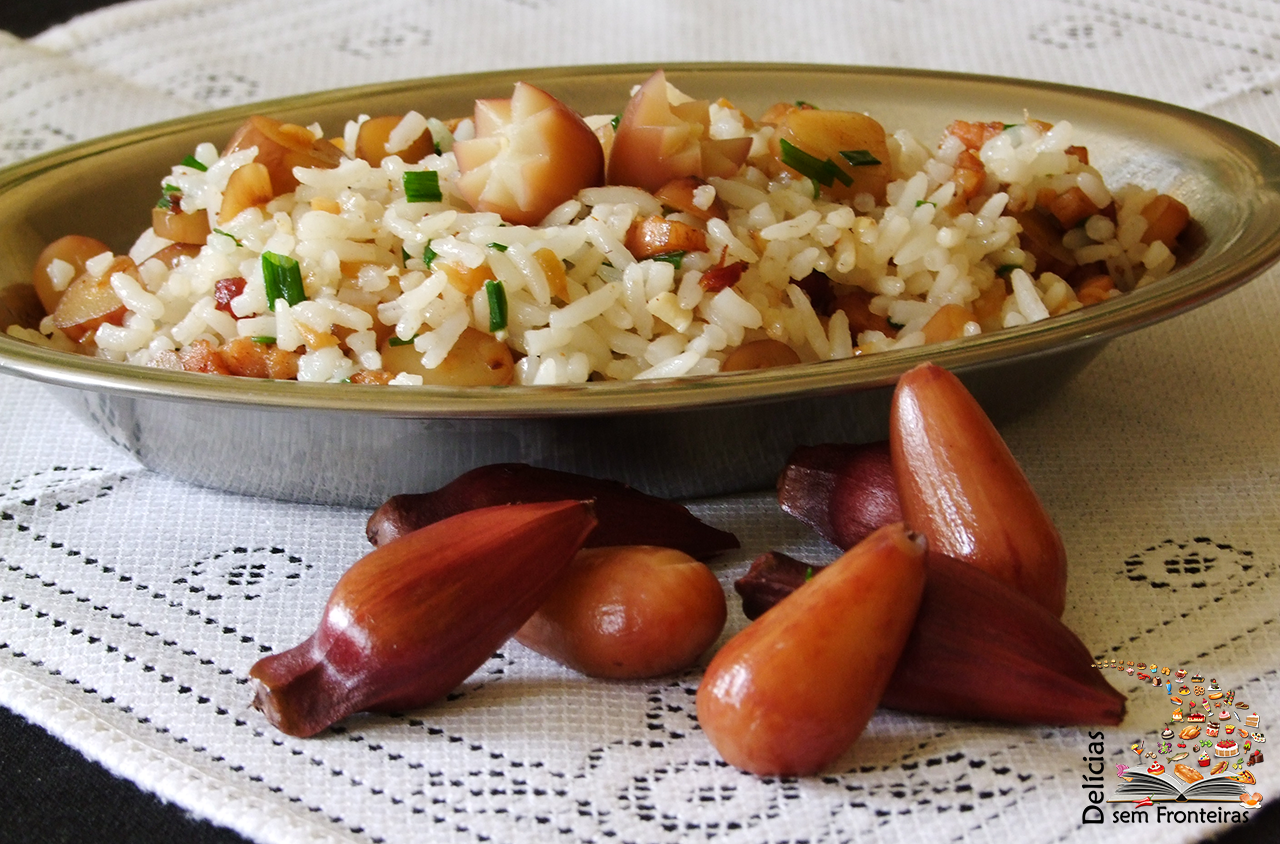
[1,63,1278,506]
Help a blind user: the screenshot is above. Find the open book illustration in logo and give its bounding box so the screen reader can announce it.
[1111,764,1257,803]
[1096,660,1265,805]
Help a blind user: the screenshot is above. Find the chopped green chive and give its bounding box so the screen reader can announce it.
[402,170,442,203]
[804,566,815,582]
[1002,123,1018,130]
[404,243,438,269]
[610,114,621,130]
[651,251,685,268]
[915,200,936,208]
[181,154,208,172]
[795,100,817,108]
[212,228,242,246]
[156,183,182,210]
[486,242,509,252]
[387,334,419,347]
[250,335,276,344]
[995,263,1022,276]
[779,138,853,196]
[839,149,881,168]
[261,252,306,309]
[485,279,508,333]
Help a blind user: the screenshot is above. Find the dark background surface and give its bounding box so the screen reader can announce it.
[0,3,1277,843]
[4,0,119,38]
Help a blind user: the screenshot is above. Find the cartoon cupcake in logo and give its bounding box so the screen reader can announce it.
[1102,662,1266,807]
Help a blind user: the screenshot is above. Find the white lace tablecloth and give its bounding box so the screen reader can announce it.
[3,2,1280,842]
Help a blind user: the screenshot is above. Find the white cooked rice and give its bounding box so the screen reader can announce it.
[19,84,1187,384]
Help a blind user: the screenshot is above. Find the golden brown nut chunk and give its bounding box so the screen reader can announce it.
[50,256,136,342]
[349,370,396,385]
[1140,194,1191,247]
[380,327,515,386]
[625,215,708,260]
[355,115,435,166]
[653,176,726,222]
[833,288,895,338]
[766,109,891,202]
[177,339,231,374]
[1075,274,1117,306]
[921,303,975,344]
[217,336,300,380]
[222,115,343,196]
[1045,186,1102,230]
[32,235,111,314]
[721,339,801,372]
[152,204,211,245]
[219,162,274,224]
